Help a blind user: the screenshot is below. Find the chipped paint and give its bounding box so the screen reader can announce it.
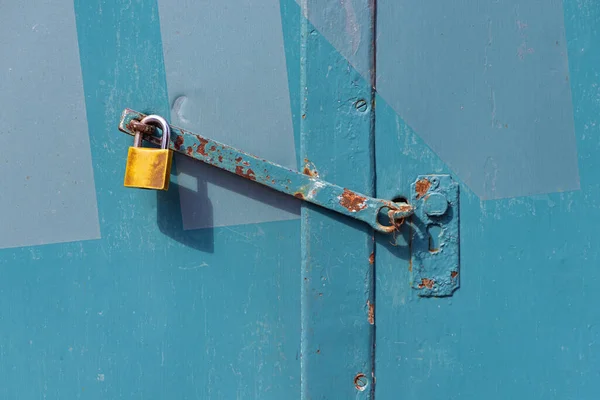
[235,166,256,181]
[415,178,431,199]
[339,189,367,212]
[418,278,435,289]
[367,301,374,324]
[196,137,208,156]
[174,135,184,151]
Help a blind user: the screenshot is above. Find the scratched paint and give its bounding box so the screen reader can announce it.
[0,0,100,249]
[157,0,299,229]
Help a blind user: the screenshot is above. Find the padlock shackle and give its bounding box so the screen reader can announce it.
[139,115,171,150]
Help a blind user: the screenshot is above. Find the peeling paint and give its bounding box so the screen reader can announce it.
[339,188,367,212]
[415,178,431,199]
[196,136,208,155]
[418,278,435,289]
[235,166,256,181]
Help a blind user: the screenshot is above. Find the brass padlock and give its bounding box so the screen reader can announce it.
[124,115,173,190]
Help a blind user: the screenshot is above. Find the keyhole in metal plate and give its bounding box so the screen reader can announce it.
[428,224,442,252]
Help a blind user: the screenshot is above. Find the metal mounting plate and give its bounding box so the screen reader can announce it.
[410,175,460,297]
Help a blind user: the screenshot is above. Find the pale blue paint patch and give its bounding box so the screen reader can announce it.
[157,0,299,229]
[0,1,100,249]
[294,0,374,79]
[376,0,579,199]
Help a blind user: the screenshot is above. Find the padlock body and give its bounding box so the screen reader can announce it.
[124,147,173,190]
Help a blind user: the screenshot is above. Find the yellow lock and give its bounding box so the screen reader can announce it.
[124,115,173,190]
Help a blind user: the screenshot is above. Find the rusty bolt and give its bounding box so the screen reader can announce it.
[354,99,368,112]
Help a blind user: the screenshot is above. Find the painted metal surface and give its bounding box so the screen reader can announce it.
[299,1,376,397]
[410,175,460,297]
[119,109,413,232]
[374,1,600,399]
[295,0,580,200]
[2,0,600,399]
[0,1,302,398]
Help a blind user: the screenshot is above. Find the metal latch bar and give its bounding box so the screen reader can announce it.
[119,109,413,233]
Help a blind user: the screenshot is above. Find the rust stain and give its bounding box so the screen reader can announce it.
[339,189,367,212]
[127,120,155,135]
[235,156,243,163]
[243,161,250,166]
[294,192,305,199]
[418,278,435,289]
[302,160,319,177]
[196,137,208,156]
[218,155,223,162]
[408,223,413,272]
[397,203,413,213]
[235,166,256,181]
[303,166,319,177]
[174,135,184,151]
[451,271,458,279]
[186,146,193,156]
[210,145,216,151]
[415,178,431,199]
[367,301,374,325]
[369,252,375,264]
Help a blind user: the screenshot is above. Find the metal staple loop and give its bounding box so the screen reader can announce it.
[128,120,155,135]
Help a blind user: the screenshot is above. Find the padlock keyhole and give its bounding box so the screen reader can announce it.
[427,224,442,253]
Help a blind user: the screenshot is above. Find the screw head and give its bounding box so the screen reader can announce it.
[354,99,368,112]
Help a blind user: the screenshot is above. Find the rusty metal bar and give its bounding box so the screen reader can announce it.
[119,109,413,233]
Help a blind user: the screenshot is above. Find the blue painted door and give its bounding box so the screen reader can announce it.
[2,0,598,399]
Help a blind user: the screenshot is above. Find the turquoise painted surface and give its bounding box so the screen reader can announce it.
[295,0,580,200]
[2,0,599,398]
[300,0,376,398]
[0,0,301,398]
[374,1,600,399]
